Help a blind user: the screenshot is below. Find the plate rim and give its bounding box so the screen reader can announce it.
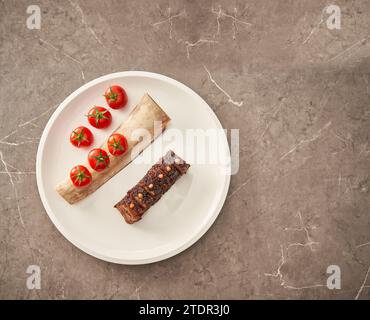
[36,71,231,264]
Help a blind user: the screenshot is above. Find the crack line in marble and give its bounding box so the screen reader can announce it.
[18,104,58,129]
[185,39,218,59]
[330,130,351,146]
[0,129,19,144]
[68,0,103,46]
[337,173,342,197]
[0,151,25,228]
[0,104,58,146]
[19,136,41,141]
[258,97,286,140]
[302,6,327,45]
[39,38,85,81]
[227,174,256,200]
[39,38,81,64]
[283,284,327,290]
[0,140,38,146]
[0,171,35,175]
[212,6,252,39]
[342,176,359,199]
[327,36,369,63]
[203,65,243,107]
[356,242,370,249]
[152,7,186,39]
[264,212,324,290]
[284,211,319,252]
[279,121,332,161]
[264,245,286,283]
[128,284,143,300]
[355,266,370,300]
[264,244,325,290]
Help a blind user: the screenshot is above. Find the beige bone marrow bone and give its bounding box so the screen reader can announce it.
[56,93,171,204]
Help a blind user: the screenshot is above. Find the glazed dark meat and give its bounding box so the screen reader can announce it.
[114,150,190,224]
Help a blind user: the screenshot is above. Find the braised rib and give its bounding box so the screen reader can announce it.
[114,150,190,224]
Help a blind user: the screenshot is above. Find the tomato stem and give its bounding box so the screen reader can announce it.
[92,151,109,165]
[109,137,124,154]
[105,87,118,102]
[74,167,91,186]
[87,107,110,127]
[72,129,88,147]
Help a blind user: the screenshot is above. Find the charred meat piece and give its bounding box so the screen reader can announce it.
[149,164,173,192]
[128,185,155,210]
[114,196,144,224]
[139,173,163,201]
[114,150,190,224]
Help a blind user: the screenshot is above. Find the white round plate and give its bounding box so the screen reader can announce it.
[36,71,230,264]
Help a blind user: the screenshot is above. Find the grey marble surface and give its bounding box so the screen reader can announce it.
[0,0,369,299]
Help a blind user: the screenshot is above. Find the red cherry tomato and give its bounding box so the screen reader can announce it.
[88,148,110,171]
[104,85,128,109]
[87,106,112,129]
[107,133,128,156]
[70,126,93,148]
[70,165,92,187]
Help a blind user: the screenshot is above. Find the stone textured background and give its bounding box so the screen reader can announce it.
[0,0,369,299]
